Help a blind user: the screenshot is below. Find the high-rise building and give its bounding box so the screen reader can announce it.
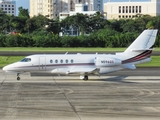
[94,0,103,12]
[53,0,69,18]
[0,0,16,16]
[30,0,55,19]
[30,0,102,19]
[104,0,160,19]
[30,0,71,19]
[55,0,95,12]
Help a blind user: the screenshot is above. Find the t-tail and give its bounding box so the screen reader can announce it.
[122,29,158,65]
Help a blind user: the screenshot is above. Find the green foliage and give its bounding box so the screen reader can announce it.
[0,34,6,47]
[0,10,160,47]
[18,7,30,19]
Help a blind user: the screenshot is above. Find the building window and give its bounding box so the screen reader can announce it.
[8,5,10,7]
[139,6,141,13]
[84,5,88,11]
[132,6,134,13]
[12,5,14,7]
[12,8,14,10]
[119,6,121,13]
[5,5,7,7]
[136,6,138,13]
[126,6,128,13]
[122,6,125,13]
[119,15,121,18]
[129,6,131,13]
[5,8,7,10]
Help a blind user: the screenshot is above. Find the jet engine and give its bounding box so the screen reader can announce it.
[95,57,122,67]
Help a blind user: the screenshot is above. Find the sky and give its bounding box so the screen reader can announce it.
[14,0,29,16]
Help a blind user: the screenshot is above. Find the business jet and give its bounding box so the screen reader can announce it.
[2,29,158,81]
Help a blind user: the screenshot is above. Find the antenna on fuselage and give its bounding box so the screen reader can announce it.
[65,52,68,55]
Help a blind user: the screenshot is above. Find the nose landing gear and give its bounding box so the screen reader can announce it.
[17,73,20,81]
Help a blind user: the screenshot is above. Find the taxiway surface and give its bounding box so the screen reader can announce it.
[0,69,160,120]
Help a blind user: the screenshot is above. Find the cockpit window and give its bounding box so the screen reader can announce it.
[20,58,31,62]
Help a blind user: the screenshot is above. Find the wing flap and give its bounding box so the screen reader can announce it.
[67,67,99,75]
[122,64,136,69]
[51,67,99,75]
[131,49,153,52]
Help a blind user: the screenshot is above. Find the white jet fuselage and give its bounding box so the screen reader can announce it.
[3,54,131,74]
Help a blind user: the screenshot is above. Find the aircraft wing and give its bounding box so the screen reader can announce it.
[51,67,100,75]
[122,64,136,69]
[67,67,100,75]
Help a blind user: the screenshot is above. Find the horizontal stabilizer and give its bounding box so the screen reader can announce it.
[131,49,153,52]
[122,64,136,69]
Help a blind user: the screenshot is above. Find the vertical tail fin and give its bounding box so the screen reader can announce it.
[122,29,158,64]
[124,29,158,55]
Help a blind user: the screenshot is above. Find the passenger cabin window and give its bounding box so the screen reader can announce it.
[55,59,58,63]
[20,58,31,62]
[71,59,74,63]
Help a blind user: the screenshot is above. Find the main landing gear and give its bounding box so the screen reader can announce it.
[17,73,20,81]
[83,75,88,81]
[80,75,88,81]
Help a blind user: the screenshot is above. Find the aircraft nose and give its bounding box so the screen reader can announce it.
[2,65,9,71]
[2,66,7,71]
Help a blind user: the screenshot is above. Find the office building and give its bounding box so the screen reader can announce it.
[104,0,160,19]
[30,0,55,19]
[59,2,97,36]
[0,0,16,16]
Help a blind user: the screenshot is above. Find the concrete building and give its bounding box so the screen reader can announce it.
[59,3,97,36]
[59,3,97,21]
[104,0,160,19]
[30,0,103,19]
[30,0,54,19]
[0,0,16,16]
[94,0,103,12]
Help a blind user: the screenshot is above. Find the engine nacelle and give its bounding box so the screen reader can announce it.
[95,57,122,67]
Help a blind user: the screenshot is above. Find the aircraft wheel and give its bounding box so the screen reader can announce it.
[17,77,20,81]
[83,75,88,81]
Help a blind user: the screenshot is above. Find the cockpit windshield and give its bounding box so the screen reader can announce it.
[20,58,31,62]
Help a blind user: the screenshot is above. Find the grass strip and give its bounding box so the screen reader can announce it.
[0,47,160,52]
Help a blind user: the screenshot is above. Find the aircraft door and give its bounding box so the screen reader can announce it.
[39,57,46,70]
